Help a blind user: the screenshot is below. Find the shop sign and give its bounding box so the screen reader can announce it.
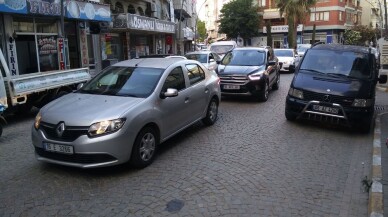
[0,0,27,14]
[57,38,65,70]
[79,29,89,67]
[28,0,61,16]
[66,0,111,22]
[38,36,57,55]
[263,24,304,33]
[126,14,175,34]
[7,39,19,76]
[112,14,127,29]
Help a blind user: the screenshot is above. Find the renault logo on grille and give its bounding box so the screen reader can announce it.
[323,95,331,102]
[56,122,66,137]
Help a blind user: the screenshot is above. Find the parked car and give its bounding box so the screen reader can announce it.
[285,44,387,132]
[31,58,221,169]
[185,51,221,72]
[209,41,238,58]
[274,48,299,72]
[217,47,280,102]
[296,44,312,57]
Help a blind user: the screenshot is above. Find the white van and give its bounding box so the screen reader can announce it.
[209,41,238,58]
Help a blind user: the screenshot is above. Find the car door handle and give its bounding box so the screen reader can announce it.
[205,88,209,93]
[185,97,190,103]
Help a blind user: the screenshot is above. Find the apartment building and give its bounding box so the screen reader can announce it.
[254,0,362,48]
[360,0,383,33]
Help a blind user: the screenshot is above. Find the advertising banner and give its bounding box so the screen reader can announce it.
[0,0,27,14]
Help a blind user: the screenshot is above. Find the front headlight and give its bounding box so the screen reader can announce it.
[288,88,304,99]
[34,112,42,130]
[352,99,373,107]
[88,118,126,137]
[248,71,264,81]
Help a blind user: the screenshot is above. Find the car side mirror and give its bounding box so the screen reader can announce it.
[77,83,84,90]
[379,74,387,84]
[209,59,215,63]
[160,88,178,99]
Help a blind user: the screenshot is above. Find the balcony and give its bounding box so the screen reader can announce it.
[173,0,193,18]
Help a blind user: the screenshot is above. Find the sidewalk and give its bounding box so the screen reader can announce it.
[369,87,388,217]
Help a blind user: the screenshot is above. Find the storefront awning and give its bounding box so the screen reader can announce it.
[0,0,27,14]
[112,14,176,34]
[184,27,194,40]
[19,0,112,22]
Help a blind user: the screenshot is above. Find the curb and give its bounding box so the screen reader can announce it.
[369,113,385,217]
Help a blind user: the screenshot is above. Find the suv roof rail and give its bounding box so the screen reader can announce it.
[312,41,325,47]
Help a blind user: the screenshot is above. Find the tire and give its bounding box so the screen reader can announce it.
[258,81,269,102]
[285,111,297,121]
[272,73,280,90]
[202,98,218,126]
[130,127,159,169]
[358,117,373,134]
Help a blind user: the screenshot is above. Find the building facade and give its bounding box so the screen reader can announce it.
[253,0,362,48]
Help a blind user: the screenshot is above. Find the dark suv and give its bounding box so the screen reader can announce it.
[217,47,280,102]
[285,44,387,132]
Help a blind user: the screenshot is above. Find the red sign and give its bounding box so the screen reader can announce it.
[105,34,112,41]
[58,38,65,70]
[166,35,172,45]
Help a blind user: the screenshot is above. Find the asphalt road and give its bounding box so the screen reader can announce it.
[0,73,372,217]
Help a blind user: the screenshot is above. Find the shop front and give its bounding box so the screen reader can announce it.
[263,24,304,48]
[111,13,175,59]
[183,27,194,53]
[1,0,111,76]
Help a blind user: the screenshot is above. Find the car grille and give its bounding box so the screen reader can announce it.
[35,147,117,164]
[300,113,350,126]
[40,122,89,142]
[219,74,248,84]
[303,90,354,107]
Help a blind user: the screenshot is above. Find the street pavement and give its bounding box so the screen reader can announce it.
[0,73,378,217]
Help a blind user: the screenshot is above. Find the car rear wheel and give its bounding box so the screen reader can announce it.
[202,98,218,126]
[258,82,269,102]
[130,127,159,168]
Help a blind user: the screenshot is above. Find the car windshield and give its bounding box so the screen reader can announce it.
[79,66,164,98]
[185,54,208,63]
[299,49,372,79]
[210,45,234,55]
[274,50,293,57]
[221,50,265,66]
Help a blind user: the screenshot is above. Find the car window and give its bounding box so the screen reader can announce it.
[80,66,163,97]
[300,49,372,79]
[162,67,186,92]
[274,50,293,57]
[185,64,205,85]
[185,54,207,63]
[210,45,234,55]
[222,50,265,66]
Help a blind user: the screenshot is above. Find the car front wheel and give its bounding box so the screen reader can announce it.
[202,98,218,126]
[258,82,269,102]
[272,73,280,90]
[130,127,159,168]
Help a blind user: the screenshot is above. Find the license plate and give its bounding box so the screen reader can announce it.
[224,85,240,90]
[312,105,339,114]
[44,143,74,154]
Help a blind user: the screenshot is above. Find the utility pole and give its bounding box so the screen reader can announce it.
[385,0,388,37]
[177,0,185,55]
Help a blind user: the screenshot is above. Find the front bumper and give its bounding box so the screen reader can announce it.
[31,125,137,168]
[220,79,266,96]
[285,96,374,126]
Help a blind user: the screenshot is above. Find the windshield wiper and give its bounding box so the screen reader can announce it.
[299,68,325,74]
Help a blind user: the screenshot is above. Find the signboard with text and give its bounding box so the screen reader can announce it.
[263,24,304,33]
[113,14,175,34]
[0,0,27,14]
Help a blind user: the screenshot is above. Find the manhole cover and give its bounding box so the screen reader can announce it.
[165,199,184,213]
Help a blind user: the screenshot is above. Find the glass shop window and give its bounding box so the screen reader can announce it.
[13,17,34,33]
[35,18,58,34]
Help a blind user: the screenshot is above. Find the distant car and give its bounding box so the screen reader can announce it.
[217,47,280,102]
[274,49,299,72]
[32,58,221,169]
[296,44,312,57]
[209,41,238,58]
[185,51,221,72]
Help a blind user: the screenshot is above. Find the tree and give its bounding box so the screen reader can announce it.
[197,20,207,42]
[266,21,273,47]
[277,0,317,48]
[312,24,316,44]
[218,0,260,40]
[344,25,380,45]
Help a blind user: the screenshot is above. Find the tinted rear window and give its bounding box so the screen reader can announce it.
[221,50,265,66]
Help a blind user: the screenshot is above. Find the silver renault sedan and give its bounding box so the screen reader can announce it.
[31,58,221,169]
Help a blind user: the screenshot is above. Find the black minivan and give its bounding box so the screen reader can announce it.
[285,44,387,132]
